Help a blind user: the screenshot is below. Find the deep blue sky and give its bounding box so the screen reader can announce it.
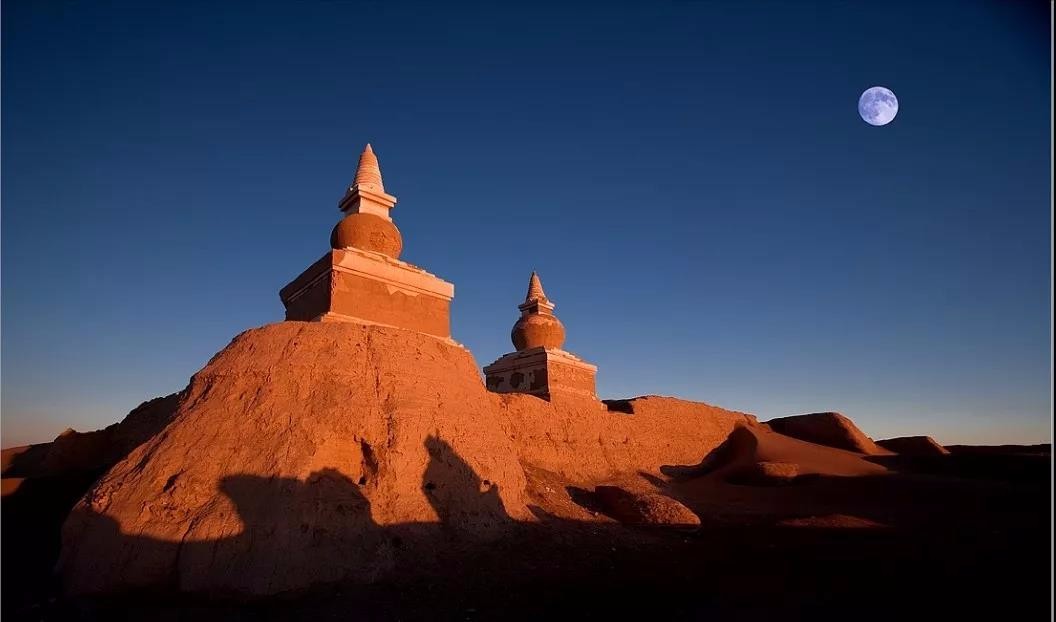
[2,0,1050,447]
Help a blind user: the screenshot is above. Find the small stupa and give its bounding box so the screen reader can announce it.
[279,144,455,338]
[483,272,597,399]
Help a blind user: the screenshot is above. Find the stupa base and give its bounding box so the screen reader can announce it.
[279,247,454,339]
[484,347,597,399]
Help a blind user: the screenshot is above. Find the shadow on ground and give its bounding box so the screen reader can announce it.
[2,437,1051,621]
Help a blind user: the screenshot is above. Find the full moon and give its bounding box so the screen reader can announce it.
[858,86,898,126]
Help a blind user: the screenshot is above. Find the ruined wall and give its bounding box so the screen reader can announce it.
[59,322,752,597]
[501,394,754,483]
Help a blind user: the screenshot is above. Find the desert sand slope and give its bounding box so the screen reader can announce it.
[58,322,752,597]
[764,412,891,455]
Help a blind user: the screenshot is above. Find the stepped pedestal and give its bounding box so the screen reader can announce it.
[280,248,453,339]
[484,347,597,399]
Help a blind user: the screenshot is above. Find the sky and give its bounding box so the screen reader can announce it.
[1,0,1051,447]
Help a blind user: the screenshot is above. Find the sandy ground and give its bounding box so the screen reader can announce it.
[2,443,1049,621]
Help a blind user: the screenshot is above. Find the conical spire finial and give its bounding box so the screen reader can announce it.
[525,271,548,303]
[354,143,384,191]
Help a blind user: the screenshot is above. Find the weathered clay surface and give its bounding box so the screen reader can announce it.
[58,322,752,597]
[877,435,950,456]
[59,323,523,596]
[764,412,891,456]
[503,394,754,483]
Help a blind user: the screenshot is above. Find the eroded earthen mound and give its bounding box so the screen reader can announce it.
[593,486,701,527]
[877,435,950,456]
[764,412,891,455]
[2,394,181,479]
[662,424,888,483]
[58,322,753,597]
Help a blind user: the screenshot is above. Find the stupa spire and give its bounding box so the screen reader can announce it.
[337,143,398,226]
[525,271,548,303]
[353,143,384,191]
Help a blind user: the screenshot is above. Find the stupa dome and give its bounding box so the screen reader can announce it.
[511,312,565,350]
[330,212,403,259]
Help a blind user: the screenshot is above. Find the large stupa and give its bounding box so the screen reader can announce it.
[279,144,455,339]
